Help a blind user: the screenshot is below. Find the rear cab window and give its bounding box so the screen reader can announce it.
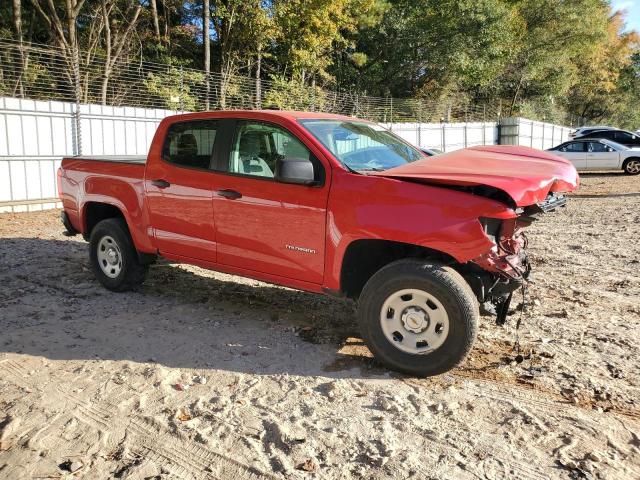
[162,120,219,169]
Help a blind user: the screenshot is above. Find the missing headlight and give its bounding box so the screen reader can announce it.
[479,217,502,243]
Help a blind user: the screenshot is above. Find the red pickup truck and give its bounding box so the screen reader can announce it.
[58,111,578,376]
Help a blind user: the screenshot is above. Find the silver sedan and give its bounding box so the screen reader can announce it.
[548,139,640,175]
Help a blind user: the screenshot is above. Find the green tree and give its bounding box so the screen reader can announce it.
[498,0,608,116]
[567,11,639,124]
[333,0,518,99]
[273,0,386,85]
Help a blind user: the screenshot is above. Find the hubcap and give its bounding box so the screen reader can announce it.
[627,160,640,174]
[97,235,122,278]
[380,288,450,355]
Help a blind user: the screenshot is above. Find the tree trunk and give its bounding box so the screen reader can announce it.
[150,0,161,42]
[66,0,82,104]
[29,0,86,100]
[100,1,142,106]
[255,48,261,109]
[101,1,112,105]
[203,0,210,110]
[11,0,25,97]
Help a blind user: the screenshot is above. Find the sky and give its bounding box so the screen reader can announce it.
[611,0,640,32]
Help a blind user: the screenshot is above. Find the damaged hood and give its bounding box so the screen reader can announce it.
[373,145,579,206]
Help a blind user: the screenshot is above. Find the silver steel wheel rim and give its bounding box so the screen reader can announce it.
[380,288,450,355]
[627,160,640,174]
[97,235,122,278]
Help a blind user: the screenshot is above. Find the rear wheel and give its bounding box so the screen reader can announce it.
[623,158,640,175]
[89,218,148,291]
[357,259,478,377]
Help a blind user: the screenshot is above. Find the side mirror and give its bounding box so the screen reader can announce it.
[275,158,316,185]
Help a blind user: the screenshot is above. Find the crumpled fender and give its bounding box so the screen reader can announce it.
[323,171,517,291]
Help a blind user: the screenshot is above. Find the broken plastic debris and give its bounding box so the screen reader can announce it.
[193,375,207,385]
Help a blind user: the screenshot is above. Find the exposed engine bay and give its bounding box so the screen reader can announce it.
[462,193,567,324]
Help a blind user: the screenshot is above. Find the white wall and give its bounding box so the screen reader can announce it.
[499,117,572,150]
[0,97,178,213]
[385,121,498,152]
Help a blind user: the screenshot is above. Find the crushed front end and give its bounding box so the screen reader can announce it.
[463,193,567,324]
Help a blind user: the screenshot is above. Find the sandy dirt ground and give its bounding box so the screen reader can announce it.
[0,172,639,480]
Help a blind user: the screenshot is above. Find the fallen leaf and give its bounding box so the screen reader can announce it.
[177,409,192,422]
[297,459,317,472]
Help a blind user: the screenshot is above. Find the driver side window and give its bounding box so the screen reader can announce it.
[229,122,311,179]
[562,142,585,152]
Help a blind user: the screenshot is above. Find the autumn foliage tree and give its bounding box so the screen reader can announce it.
[1,0,639,127]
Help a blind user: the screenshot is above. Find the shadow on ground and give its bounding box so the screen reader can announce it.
[0,237,401,378]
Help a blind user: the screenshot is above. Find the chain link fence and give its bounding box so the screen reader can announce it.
[0,38,508,124]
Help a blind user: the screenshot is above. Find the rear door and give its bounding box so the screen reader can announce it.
[587,141,619,169]
[145,120,220,260]
[556,141,587,169]
[210,120,330,284]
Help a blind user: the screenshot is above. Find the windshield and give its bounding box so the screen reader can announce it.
[602,139,628,151]
[299,119,424,172]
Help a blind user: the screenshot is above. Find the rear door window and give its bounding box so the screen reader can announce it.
[588,142,608,152]
[614,131,635,142]
[162,120,218,169]
[594,131,615,140]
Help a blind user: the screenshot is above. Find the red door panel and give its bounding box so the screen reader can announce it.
[211,120,330,284]
[145,162,217,260]
[212,176,327,283]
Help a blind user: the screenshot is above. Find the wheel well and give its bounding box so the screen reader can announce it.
[83,202,125,239]
[623,157,640,167]
[340,239,456,299]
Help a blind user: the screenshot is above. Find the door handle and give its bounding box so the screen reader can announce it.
[151,179,170,189]
[215,189,242,200]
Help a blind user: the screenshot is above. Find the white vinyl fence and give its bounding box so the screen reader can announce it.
[498,117,572,149]
[0,96,573,213]
[385,121,498,151]
[0,97,179,213]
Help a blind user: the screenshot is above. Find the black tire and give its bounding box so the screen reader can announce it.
[622,158,640,175]
[89,218,148,292]
[357,259,478,377]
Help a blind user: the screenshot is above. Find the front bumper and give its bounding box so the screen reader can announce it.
[466,225,532,324]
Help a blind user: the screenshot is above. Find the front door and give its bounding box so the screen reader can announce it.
[587,141,620,170]
[145,119,220,261]
[211,120,329,284]
[558,141,587,169]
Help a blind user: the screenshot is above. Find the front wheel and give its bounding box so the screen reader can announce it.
[89,218,148,292]
[623,158,640,175]
[357,259,478,377]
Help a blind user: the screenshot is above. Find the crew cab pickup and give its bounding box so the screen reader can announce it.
[58,111,579,376]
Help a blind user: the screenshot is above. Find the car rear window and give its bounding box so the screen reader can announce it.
[162,120,219,169]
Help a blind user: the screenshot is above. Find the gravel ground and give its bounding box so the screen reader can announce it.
[0,172,639,480]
